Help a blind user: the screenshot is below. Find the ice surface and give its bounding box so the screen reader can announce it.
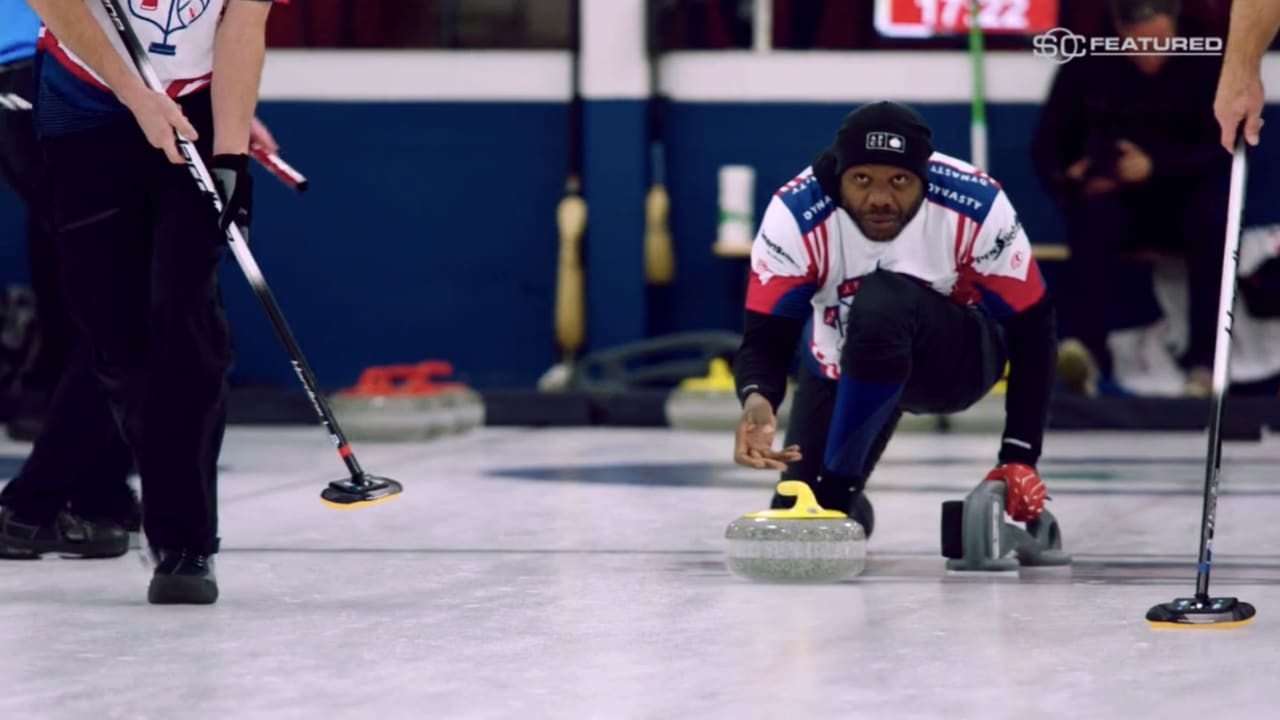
[2,427,1277,720]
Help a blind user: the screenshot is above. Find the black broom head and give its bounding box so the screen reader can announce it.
[1146,596,1256,627]
[321,475,404,509]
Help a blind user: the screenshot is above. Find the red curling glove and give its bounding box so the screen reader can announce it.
[984,462,1046,522]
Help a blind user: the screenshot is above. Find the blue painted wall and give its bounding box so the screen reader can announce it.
[5,98,1280,390]
[582,99,648,351]
[221,101,567,390]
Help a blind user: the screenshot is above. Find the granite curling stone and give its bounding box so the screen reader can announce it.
[724,480,867,583]
[327,361,484,441]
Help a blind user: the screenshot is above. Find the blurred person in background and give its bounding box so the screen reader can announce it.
[1,0,74,440]
[1031,0,1230,396]
[0,0,137,557]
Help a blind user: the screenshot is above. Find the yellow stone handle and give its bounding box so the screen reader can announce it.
[776,480,821,511]
[744,480,849,519]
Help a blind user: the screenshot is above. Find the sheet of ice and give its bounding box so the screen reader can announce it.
[1,427,1277,720]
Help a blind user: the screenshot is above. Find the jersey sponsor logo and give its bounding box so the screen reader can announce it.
[760,232,800,270]
[865,131,906,153]
[928,159,1002,221]
[799,194,833,223]
[778,175,837,235]
[926,171,997,223]
[929,162,993,188]
[131,0,212,56]
[928,183,984,211]
[974,217,1022,265]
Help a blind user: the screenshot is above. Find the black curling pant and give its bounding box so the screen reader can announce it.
[0,58,73,395]
[0,57,135,524]
[0,342,135,521]
[36,91,231,555]
[780,270,1006,510]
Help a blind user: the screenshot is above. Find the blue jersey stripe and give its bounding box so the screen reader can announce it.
[977,285,1017,318]
[925,161,999,225]
[776,175,837,236]
[771,283,819,319]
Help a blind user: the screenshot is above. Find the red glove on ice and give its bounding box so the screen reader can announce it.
[984,462,1046,522]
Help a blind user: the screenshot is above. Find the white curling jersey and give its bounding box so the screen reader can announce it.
[35,0,274,134]
[745,152,1045,380]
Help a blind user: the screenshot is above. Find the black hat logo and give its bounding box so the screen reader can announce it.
[866,132,906,153]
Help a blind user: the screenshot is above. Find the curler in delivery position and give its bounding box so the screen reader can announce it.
[731,101,1057,539]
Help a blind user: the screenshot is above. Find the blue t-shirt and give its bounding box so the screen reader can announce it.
[0,0,40,66]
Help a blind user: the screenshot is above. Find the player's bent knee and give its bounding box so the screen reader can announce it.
[857,269,931,301]
[845,272,922,341]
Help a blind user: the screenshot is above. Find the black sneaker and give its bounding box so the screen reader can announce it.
[147,549,218,605]
[0,507,130,559]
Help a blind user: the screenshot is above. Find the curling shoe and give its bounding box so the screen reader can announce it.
[148,549,218,605]
[0,507,129,559]
[846,490,875,539]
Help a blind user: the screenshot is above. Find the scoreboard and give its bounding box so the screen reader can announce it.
[875,0,1060,38]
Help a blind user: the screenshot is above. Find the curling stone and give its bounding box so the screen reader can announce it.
[328,360,485,442]
[941,480,1070,572]
[725,480,867,583]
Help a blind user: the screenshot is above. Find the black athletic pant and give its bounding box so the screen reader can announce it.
[0,58,134,522]
[0,343,135,521]
[1060,177,1229,377]
[781,270,1006,504]
[0,58,72,393]
[37,91,232,555]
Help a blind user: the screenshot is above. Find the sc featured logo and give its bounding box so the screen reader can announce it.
[1033,27,1088,64]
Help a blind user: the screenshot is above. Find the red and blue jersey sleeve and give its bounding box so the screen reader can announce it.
[745,195,820,320]
[964,191,1045,318]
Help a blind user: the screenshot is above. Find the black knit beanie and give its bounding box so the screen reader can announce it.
[832,101,934,181]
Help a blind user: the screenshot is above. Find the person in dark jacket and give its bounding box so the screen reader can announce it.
[1031,0,1231,396]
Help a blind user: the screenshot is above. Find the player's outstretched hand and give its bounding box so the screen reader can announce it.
[734,393,802,470]
[120,86,198,164]
[984,462,1046,522]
